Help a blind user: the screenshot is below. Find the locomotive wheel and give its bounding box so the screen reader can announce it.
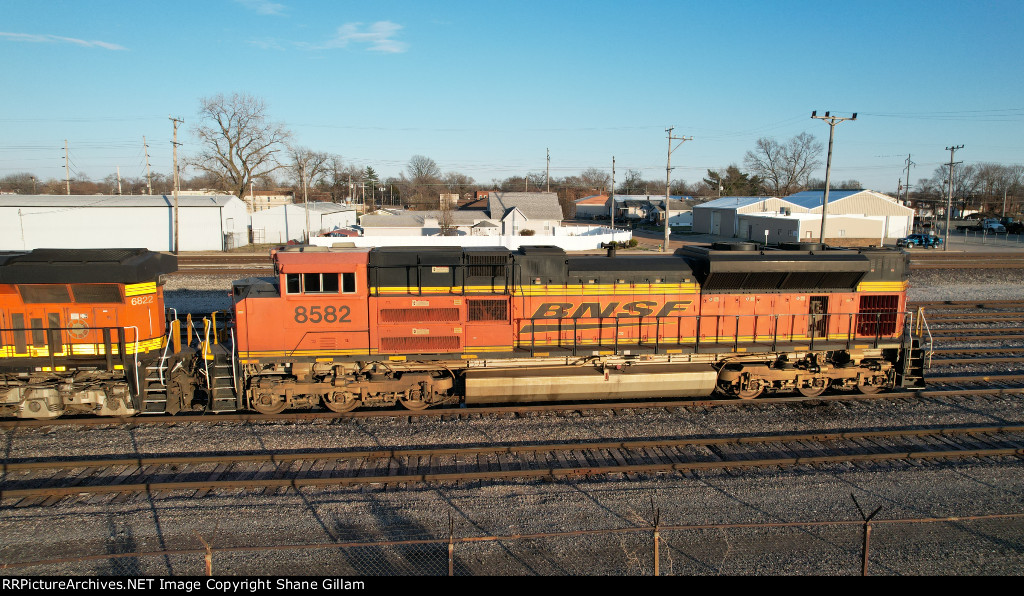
[856,378,885,394]
[323,392,360,413]
[735,382,763,400]
[399,391,431,411]
[798,378,829,397]
[252,394,288,414]
[399,397,430,411]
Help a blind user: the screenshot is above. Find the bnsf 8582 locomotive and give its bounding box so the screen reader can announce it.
[0,243,928,419]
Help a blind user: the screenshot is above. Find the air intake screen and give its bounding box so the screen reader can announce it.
[379,308,460,323]
[469,299,508,321]
[857,295,899,336]
[379,336,460,353]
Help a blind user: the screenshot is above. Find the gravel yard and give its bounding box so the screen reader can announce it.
[2,267,1024,575]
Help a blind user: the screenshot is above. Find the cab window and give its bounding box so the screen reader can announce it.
[285,273,356,294]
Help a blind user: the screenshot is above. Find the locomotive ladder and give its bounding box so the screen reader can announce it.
[141,358,172,414]
[140,311,178,414]
[204,315,238,413]
[898,309,933,389]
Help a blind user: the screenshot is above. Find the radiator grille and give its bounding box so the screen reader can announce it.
[379,336,460,353]
[379,308,460,323]
[468,299,508,322]
[857,295,899,336]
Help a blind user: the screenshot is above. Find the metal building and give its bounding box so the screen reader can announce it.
[248,203,357,244]
[692,196,795,236]
[0,195,249,251]
[693,190,914,241]
[784,190,915,240]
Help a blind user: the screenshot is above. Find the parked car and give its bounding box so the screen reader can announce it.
[322,227,361,238]
[897,234,942,248]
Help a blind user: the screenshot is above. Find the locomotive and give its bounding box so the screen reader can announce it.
[0,243,928,419]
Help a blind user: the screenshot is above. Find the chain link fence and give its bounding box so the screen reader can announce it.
[3,511,1022,575]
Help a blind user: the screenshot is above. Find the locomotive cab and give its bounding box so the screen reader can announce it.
[0,248,177,418]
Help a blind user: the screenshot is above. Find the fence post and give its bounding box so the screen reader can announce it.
[195,532,213,576]
[448,512,454,577]
[651,497,660,576]
[851,494,882,576]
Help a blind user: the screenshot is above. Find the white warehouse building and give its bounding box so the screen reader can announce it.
[249,203,357,244]
[0,195,250,251]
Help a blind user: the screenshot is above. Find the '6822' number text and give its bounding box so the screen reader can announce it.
[293,305,351,324]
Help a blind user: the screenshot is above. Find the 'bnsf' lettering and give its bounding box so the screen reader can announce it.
[531,300,691,319]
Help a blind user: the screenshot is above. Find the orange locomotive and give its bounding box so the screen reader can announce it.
[0,244,926,419]
[0,248,183,418]
[229,243,926,414]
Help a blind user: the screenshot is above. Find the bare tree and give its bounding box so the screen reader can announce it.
[617,169,646,195]
[743,132,823,197]
[190,93,292,199]
[443,171,476,198]
[0,172,40,194]
[404,155,443,208]
[579,167,611,193]
[287,147,332,191]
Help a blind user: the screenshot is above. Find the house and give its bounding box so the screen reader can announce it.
[612,195,691,225]
[439,194,459,209]
[574,194,611,219]
[244,190,295,213]
[486,192,564,236]
[358,192,566,238]
[359,209,492,236]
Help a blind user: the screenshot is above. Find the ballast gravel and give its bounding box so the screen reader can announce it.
[2,267,1023,575]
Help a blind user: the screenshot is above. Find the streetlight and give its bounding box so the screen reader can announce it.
[811,111,857,243]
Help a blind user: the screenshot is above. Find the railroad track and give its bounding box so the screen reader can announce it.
[4,424,1021,506]
[908,252,1024,269]
[172,253,273,276]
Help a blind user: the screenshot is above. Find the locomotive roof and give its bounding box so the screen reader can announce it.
[0,248,178,284]
[678,243,890,292]
[274,246,371,272]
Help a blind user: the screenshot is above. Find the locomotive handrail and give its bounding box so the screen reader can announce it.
[159,308,178,386]
[514,310,911,355]
[916,307,934,367]
[127,325,141,396]
[230,327,239,396]
[201,318,211,390]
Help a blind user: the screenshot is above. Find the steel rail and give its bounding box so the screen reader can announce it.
[4,425,1023,500]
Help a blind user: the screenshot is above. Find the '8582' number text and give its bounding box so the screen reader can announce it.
[293,305,351,324]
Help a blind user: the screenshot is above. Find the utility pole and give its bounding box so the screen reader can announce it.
[116,166,122,195]
[170,116,183,254]
[64,139,70,195]
[143,136,153,195]
[943,144,964,251]
[546,148,550,192]
[611,156,616,241]
[902,155,914,206]
[664,127,692,252]
[302,163,311,243]
[811,111,857,243]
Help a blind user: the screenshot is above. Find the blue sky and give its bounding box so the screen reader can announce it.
[2,0,1023,193]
